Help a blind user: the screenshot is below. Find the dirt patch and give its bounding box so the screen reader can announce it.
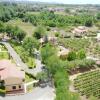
[68,66,95,75]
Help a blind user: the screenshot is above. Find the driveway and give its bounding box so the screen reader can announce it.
[0,86,55,100]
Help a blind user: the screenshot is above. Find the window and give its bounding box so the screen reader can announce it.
[19,85,21,89]
[12,86,16,90]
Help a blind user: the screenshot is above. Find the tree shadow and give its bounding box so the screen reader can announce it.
[0,93,5,97]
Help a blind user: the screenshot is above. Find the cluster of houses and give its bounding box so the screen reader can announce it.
[47,7,65,12]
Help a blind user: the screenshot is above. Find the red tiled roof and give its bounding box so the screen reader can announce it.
[96,61,100,65]
[0,60,25,80]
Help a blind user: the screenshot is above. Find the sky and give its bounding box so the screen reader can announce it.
[23,0,100,4]
[2,0,100,4]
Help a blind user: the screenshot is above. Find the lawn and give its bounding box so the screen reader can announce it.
[6,19,36,36]
[27,11,40,15]
[54,11,67,16]
[0,44,9,60]
[0,52,9,60]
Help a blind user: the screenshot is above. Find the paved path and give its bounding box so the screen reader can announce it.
[2,42,28,69]
[0,86,55,100]
[1,42,43,76]
[25,80,39,86]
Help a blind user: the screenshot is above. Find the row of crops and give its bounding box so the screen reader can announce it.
[74,70,100,99]
[58,38,90,51]
[58,38,100,58]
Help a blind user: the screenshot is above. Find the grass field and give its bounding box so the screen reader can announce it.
[6,19,36,36]
[0,44,9,60]
[27,11,40,15]
[54,11,67,16]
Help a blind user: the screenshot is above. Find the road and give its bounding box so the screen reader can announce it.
[0,86,55,100]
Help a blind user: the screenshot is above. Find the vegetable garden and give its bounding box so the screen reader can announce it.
[74,70,100,99]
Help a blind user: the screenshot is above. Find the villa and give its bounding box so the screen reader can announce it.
[0,60,25,94]
[72,26,88,34]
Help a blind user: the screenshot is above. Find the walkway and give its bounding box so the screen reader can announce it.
[1,42,43,76]
[24,80,39,93]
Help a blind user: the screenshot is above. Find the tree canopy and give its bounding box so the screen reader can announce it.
[33,26,46,39]
[23,37,39,55]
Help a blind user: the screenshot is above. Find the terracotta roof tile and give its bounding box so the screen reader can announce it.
[0,60,25,80]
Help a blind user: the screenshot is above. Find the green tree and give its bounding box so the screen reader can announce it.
[16,27,26,42]
[46,55,62,74]
[41,43,56,64]
[36,72,48,81]
[23,37,35,55]
[96,13,100,20]
[54,69,70,100]
[67,51,76,61]
[6,24,14,36]
[0,21,5,32]
[65,9,70,13]
[77,49,86,60]
[33,26,46,39]
[13,26,26,42]
[85,19,93,27]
